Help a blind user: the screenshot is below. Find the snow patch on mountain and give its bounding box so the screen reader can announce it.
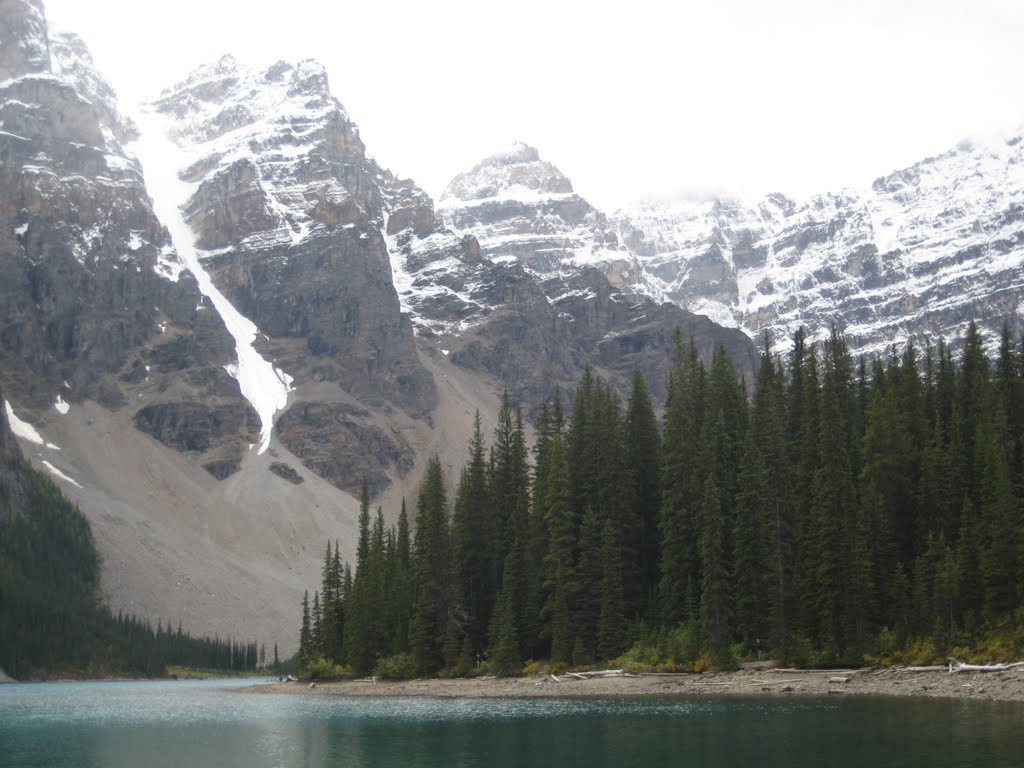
[41,459,81,488]
[131,108,292,454]
[4,400,59,450]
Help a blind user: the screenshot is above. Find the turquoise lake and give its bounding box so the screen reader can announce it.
[1,679,1022,767]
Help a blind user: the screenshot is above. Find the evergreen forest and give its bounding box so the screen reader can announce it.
[0,438,266,679]
[296,322,1024,677]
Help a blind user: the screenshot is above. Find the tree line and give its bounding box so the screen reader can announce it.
[297,321,1024,676]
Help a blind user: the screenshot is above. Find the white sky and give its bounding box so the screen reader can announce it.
[46,0,1024,211]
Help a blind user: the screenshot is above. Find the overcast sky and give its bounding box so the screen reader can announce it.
[46,0,1024,211]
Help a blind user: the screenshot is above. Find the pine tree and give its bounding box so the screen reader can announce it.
[597,516,627,662]
[452,412,494,654]
[700,474,732,668]
[390,500,413,654]
[624,368,661,621]
[488,548,522,675]
[975,407,1019,619]
[298,590,311,667]
[410,456,453,675]
[750,333,794,660]
[542,434,576,663]
[659,336,706,626]
[732,432,769,648]
[344,480,375,675]
[574,506,603,664]
[311,591,322,657]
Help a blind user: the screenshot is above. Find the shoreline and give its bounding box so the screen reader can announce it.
[250,665,1024,703]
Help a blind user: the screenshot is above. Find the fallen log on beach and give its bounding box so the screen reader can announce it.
[948,660,1024,674]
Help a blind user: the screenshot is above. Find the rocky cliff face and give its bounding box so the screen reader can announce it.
[0,0,256,476]
[616,134,1024,355]
[144,56,437,493]
[150,57,435,413]
[415,143,756,404]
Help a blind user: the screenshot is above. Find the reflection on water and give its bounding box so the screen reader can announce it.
[1,679,1022,768]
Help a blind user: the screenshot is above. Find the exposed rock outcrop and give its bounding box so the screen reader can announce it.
[0,0,253,476]
[149,57,436,422]
[395,144,759,405]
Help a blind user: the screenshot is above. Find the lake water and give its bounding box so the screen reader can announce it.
[1,679,1022,767]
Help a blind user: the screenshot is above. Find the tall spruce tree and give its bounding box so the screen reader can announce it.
[452,412,494,654]
[659,336,706,626]
[410,456,453,675]
[624,368,662,621]
[700,473,732,667]
[344,480,375,675]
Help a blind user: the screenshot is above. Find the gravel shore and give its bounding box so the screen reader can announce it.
[252,664,1024,703]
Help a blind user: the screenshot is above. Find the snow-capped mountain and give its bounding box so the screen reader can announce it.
[0,0,369,655]
[616,135,1024,355]
[438,142,654,298]
[0,0,757,653]
[389,142,754,407]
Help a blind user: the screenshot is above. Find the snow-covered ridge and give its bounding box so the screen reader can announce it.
[615,130,1024,355]
[441,140,574,204]
[150,55,369,253]
[437,143,658,304]
[131,109,292,454]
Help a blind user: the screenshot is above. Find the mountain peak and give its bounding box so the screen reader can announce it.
[480,141,541,167]
[441,142,573,203]
[0,0,51,79]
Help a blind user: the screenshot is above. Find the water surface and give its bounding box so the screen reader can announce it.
[1,679,1021,767]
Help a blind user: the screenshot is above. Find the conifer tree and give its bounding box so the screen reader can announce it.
[624,368,661,620]
[542,434,576,663]
[597,517,627,662]
[344,480,375,675]
[488,548,522,675]
[298,590,311,667]
[750,333,794,659]
[390,500,413,654]
[575,506,603,664]
[452,412,494,654]
[699,474,732,667]
[732,432,769,647]
[659,336,706,626]
[311,591,322,657]
[410,456,453,675]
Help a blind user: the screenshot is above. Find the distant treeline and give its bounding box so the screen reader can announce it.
[298,321,1024,676]
[0,451,267,679]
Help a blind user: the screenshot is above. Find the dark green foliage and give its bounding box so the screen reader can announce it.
[624,368,662,621]
[410,456,453,675]
[597,517,627,662]
[452,412,494,654]
[293,322,1024,676]
[699,474,732,667]
[343,480,375,675]
[0,445,263,679]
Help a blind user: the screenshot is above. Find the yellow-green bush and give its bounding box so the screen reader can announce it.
[303,657,351,680]
[374,653,417,680]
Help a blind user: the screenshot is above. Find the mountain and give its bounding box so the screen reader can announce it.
[0,0,365,653]
[425,142,756,406]
[0,0,757,654]
[615,135,1024,355]
[437,142,651,294]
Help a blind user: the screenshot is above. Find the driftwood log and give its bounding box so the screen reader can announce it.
[948,659,1024,674]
